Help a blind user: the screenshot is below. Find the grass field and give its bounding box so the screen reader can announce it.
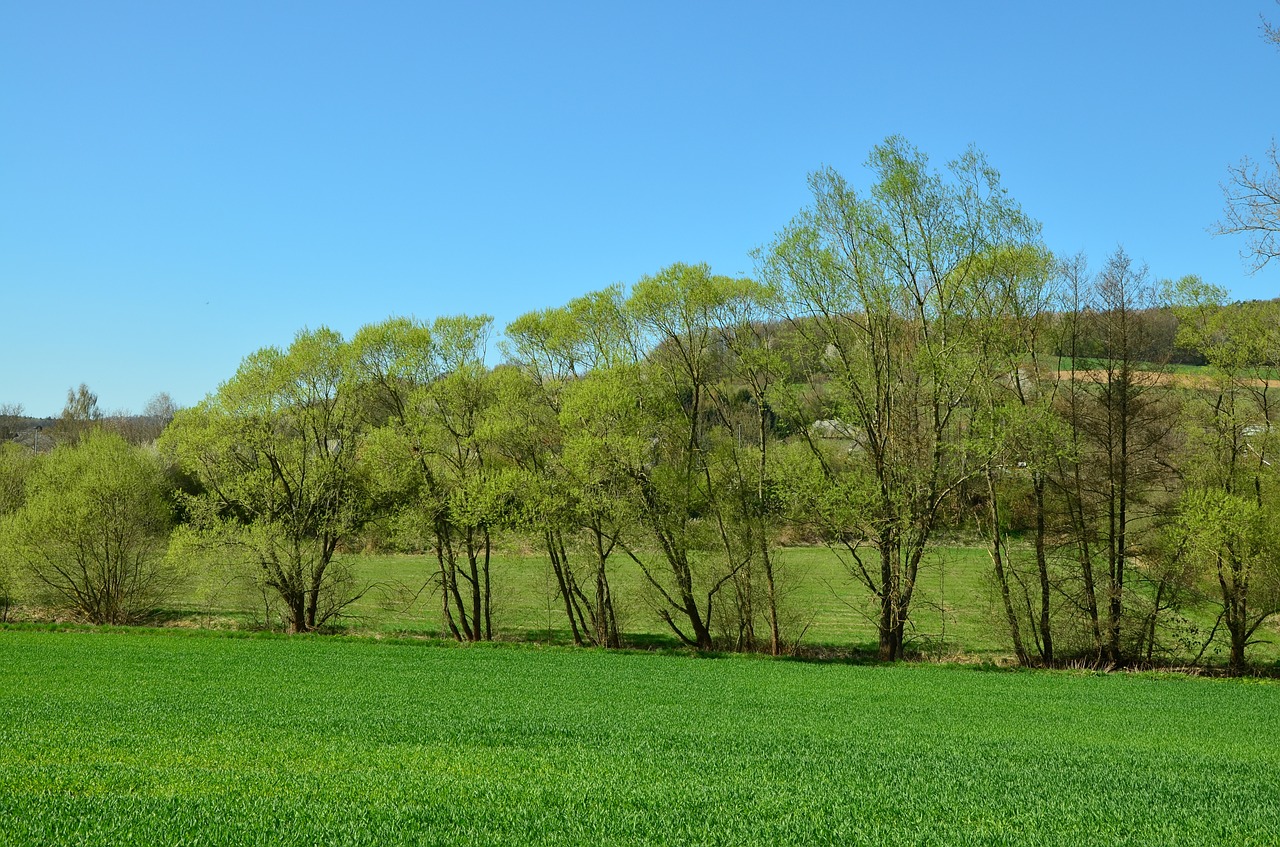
[172,545,1025,654]
[169,544,1279,666]
[1,628,1277,846]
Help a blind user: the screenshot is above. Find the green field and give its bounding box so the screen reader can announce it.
[173,546,1020,653]
[169,545,1279,666]
[1,629,1277,846]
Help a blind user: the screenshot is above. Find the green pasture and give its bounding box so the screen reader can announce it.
[174,545,1008,653]
[171,544,1279,666]
[1,629,1277,846]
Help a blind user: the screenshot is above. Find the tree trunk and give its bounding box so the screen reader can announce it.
[547,531,583,645]
[987,469,1029,665]
[482,529,493,640]
[1032,472,1053,664]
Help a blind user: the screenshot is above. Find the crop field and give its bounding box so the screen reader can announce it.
[1,629,1278,846]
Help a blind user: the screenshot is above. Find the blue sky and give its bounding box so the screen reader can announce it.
[2,1,1278,416]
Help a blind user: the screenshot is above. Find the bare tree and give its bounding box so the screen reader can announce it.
[1217,141,1280,272]
[1216,7,1280,271]
[0,403,24,442]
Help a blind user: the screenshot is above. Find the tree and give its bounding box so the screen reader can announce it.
[57,383,102,442]
[1216,9,1280,271]
[106,392,182,446]
[161,328,366,633]
[710,289,789,653]
[1176,489,1280,673]
[761,137,1043,660]
[134,392,180,443]
[617,263,765,650]
[0,442,38,621]
[1170,281,1280,672]
[0,402,24,441]
[1217,141,1280,272]
[1052,250,1180,664]
[355,315,509,642]
[504,289,632,647]
[0,431,174,624]
[966,243,1058,665]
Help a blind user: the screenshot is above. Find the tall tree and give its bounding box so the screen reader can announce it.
[614,263,762,650]
[761,137,1042,660]
[1054,250,1179,663]
[57,383,102,442]
[1171,282,1280,672]
[710,289,789,653]
[504,288,632,647]
[968,243,1058,665]
[162,328,366,633]
[355,315,507,642]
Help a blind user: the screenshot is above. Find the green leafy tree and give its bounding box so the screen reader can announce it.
[966,243,1058,665]
[161,328,366,633]
[761,138,1043,660]
[1171,281,1280,672]
[1,431,173,623]
[583,262,765,651]
[0,442,39,620]
[503,292,631,647]
[56,383,102,443]
[355,315,509,641]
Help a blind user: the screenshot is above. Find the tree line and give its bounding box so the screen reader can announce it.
[2,138,1278,672]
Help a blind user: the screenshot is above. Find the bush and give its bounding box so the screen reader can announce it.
[0,431,176,624]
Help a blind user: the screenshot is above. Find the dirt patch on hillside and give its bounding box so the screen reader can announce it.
[1059,369,1280,391]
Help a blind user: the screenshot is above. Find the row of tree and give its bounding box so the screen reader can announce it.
[2,138,1278,671]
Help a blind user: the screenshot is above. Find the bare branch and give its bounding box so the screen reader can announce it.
[1216,140,1280,273]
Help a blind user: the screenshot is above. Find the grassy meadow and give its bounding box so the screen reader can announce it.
[171,545,1022,653]
[1,628,1277,846]
[167,544,1280,666]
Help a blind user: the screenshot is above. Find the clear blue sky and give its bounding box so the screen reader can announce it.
[3,1,1278,416]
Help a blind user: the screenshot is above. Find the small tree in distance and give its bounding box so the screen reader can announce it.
[56,383,102,443]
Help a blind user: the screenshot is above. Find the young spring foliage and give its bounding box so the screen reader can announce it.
[0,431,174,623]
[161,327,366,633]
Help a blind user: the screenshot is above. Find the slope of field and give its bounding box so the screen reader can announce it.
[1,629,1277,845]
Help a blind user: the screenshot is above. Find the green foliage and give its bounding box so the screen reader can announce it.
[0,443,36,519]
[160,327,366,632]
[354,314,510,641]
[55,382,103,443]
[26,137,1271,668]
[0,443,39,619]
[2,630,1278,846]
[760,136,1047,660]
[0,432,174,623]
